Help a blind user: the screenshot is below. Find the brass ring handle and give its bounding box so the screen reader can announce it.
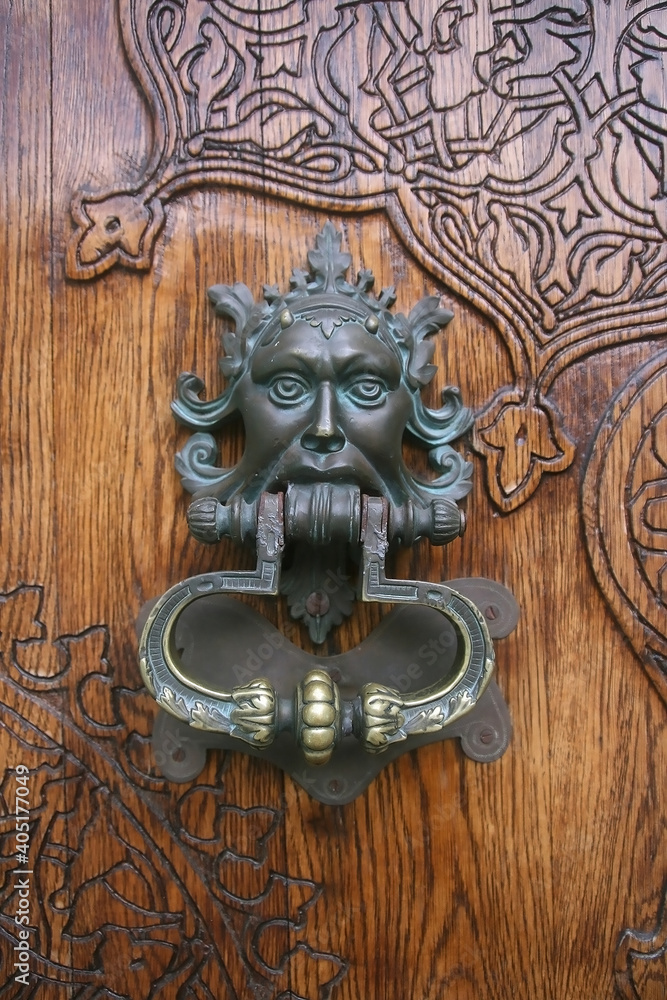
[138,491,494,765]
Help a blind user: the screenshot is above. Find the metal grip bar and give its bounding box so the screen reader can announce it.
[186,484,465,547]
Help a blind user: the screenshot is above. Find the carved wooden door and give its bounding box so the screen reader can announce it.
[2,2,667,998]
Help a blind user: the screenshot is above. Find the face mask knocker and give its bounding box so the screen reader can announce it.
[139,223,517,804]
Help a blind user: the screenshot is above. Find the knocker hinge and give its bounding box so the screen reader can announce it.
[187,484,465,549]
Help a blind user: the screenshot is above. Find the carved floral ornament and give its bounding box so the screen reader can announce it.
[68,0,667,510]
[0,584,347,996]
[583,349,667,707]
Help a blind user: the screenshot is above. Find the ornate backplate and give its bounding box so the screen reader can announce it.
[68,0,667,509]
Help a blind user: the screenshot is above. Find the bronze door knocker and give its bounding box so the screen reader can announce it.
[139,223,517,804]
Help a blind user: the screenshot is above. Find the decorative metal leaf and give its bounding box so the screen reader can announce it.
[306,221,351,292]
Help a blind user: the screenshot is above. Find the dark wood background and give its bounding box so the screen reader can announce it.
[1,3,666,998]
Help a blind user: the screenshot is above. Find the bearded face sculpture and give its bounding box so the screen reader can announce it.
[172,223,473,639]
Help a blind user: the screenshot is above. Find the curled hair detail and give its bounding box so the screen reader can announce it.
[172,223,474,504]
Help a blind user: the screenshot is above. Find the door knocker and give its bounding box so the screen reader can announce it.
[139,223,517,803]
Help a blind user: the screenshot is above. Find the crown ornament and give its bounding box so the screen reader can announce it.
[172,222,474,509]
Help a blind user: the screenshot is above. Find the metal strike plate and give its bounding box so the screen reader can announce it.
[138,223,516,802]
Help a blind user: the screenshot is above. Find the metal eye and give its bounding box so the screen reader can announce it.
[280,309,294,329]
[268,375,309,405]
[365,314,379,334]
[347,377,387,406]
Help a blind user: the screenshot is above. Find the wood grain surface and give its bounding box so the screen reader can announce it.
[1,3,666,999]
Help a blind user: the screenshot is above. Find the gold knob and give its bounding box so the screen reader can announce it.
[295,669,341,765]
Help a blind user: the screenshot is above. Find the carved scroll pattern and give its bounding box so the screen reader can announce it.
[68,0,667,510]
[586,354,667,996]
[615,883,667,999]
[0,585,347,997]
[583,350,667,708]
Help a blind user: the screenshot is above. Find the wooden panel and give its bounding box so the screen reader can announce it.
[1,3,666,999]
[277,244,667,998]
[0,1,53,598]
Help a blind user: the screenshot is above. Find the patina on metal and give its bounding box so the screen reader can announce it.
[172,221,473,641]
[144,591,515,804]
[140,486,497,766]
[139,223,515,802]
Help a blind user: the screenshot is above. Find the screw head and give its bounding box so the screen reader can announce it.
[305,591,330,616]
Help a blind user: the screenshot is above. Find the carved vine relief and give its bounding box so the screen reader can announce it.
[0,585,347,997]
[583,349,667,708]
[68,0,667,509]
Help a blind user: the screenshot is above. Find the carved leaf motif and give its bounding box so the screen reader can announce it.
[0,585,348,998]
[225,873,348,996]
[546,179,598,237]
[0,583,46,652]
[484,203,556,330]
[68,193,164,278]
[561,237,645,311]
[403,705,444,735]
[178,787,279,862]
[478,401,569,497]
[180,20,241,133]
